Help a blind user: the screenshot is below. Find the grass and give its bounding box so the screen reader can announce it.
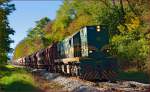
[0,64,65,92]
[115,70,150,83]
[0,64,41,92]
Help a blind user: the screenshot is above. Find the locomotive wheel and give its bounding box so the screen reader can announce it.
[67,62,80,77]
[70,63,74,76]
[63,64,67,75]
[74,63,78,76]
[66,64,70,76]
[58,63,62,73]
[61,63,65,75]
[54,63,58,73]
[75,63,80,77]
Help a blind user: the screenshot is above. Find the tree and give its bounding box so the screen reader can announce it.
[107,0,150,70]
[27,17,50,47]
[13,17,51,59]
[51,0,111,41]
[0,0,15,64]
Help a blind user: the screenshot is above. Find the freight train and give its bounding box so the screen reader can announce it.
[13,25,118,80]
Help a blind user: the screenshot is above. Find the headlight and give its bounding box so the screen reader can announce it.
[97,25,100,32]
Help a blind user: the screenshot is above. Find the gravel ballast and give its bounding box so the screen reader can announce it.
[32,69,150,92]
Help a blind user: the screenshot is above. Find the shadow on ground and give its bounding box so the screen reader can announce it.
[0,65,26,77]
[0,80,43,92]
[0,65,43,92]
[0,65,13,77]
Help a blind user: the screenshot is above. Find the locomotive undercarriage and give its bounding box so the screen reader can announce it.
[52,57,117,81]
[53,62,80,77]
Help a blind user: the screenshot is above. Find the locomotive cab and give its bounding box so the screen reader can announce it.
[81,25,109,58]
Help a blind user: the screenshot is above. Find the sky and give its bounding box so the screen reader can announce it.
[8,0,63,50]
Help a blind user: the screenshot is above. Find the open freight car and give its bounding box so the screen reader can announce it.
[23,43,57,70]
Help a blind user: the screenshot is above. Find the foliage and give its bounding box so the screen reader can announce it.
[0,0,15,63]
[13,17,51,59]
[14,0,112,59]
[13,37,41,60]
[51,0,112,41]
[111,29,149,61]
[27,17,50,47]
[107,0,150,71]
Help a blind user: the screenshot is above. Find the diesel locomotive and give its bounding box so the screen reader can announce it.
[13,25,118,80]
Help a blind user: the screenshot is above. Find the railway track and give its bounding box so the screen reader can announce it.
[30,68,150,92]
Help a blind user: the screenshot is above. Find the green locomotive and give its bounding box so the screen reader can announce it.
[55,25,118,80]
